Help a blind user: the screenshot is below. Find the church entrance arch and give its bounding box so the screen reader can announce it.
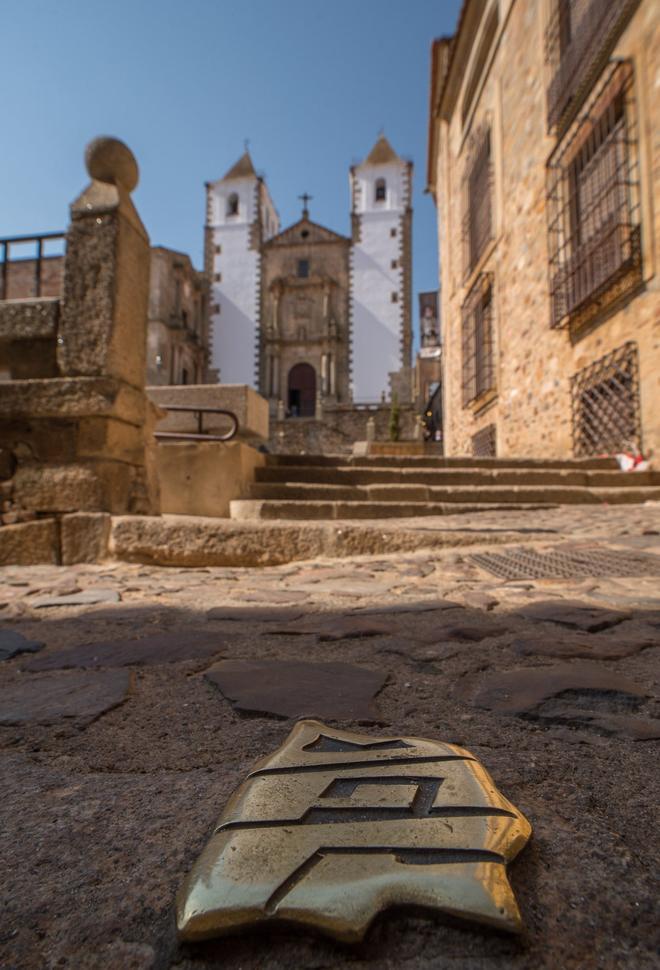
[288,362,316,417]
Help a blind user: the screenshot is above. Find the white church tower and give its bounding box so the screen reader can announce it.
[205,151,279,385]
[350,135,413,402]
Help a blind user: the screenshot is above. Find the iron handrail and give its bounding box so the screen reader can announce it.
[0,231,66,300]
[154,404,239,442]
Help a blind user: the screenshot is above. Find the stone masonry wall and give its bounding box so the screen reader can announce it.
[436,0,659,459]
[270,404,417,454]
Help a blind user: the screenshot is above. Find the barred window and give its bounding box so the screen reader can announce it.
[472,424,497,458]
[547,61,641,329]
[462,274,495,407]
[462,125,492,279]
[571,341,640,456]
[545,0,640,133]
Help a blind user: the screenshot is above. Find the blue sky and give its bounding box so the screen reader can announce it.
[2,0,461,330]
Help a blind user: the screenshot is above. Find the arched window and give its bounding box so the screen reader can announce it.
[375,178,386,202]
[226,193,239,217]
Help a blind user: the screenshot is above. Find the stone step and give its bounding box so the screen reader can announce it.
[230,500,558,521]
[267,454,622,470]
[254,466,660,488]
[231,486,660,520]
[248,480,660,502]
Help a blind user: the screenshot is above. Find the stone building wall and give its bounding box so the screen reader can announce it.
[270,404,417,455]
[429,0,659,459]
[146,247,210,386]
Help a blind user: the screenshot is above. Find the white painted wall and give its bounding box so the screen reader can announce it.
[207,175,278,386]
[350,160,410,402]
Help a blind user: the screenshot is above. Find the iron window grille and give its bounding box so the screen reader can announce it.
[545,0,641,133]
[472,423,497,457]
[547,60,640,330]
[570,341,641,456]
[462,273,495,407]
[462,124,493,280]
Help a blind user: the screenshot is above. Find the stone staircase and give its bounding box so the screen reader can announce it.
[230,454,660,520]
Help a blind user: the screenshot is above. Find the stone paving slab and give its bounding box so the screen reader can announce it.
[205,659,388,720]
[0,668,130,724]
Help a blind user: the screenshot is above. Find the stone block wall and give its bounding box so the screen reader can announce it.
[270,403,417,454]
[431,0,659,459]
[0,137,161,560]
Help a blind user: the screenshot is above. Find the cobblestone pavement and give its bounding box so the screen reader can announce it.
[1,505,659,969]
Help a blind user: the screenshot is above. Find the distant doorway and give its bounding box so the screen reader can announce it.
[288,362,316,417]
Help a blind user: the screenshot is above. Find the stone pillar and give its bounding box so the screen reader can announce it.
[366,416,376,442]
[58,137,148,386]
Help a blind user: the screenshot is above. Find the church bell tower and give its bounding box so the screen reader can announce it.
[350,135,413,402]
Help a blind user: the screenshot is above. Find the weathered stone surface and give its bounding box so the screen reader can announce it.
[512,636,655,660]
[85,136,139,191]
[517,600,630,631]
[0,629,44,661]
[457,590,499,611]
[60,512,111,565]
[206,606,304,624]
[354,600,463,615]
[0,447,15,480]
[421,622,509,644]
[235,589,309,604]
[0,298,59,340]
[268,615,392,641]
[31,588,120,608]
[0,668,130,723]
[205,659,387,719]
[288,577,395,597]
[25,630,225,671]
[0,519,58,565]
[0,376,147,424]
[470,664,648,716]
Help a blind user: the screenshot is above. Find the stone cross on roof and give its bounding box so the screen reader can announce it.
[299,192,313,218]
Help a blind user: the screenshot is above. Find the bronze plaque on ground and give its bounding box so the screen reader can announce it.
[176,720,531,942]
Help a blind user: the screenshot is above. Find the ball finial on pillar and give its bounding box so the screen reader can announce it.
[85,136,139,192]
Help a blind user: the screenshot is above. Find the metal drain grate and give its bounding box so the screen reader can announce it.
[470,545,660,580]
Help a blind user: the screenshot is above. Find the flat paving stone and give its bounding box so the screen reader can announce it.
[30,588,121,608]
[206,607,305,623]
[24,631,226,671]
[353,599,462,616]
[418,622,510,644]
[517,600,631,631]
[205,659,387,720]
[288,579,394,598]
[0,628,44,661]
[0,668,130,724]
[232,590,310,604]
[267,614,392,641]
[512,635,656,660]
[470,663,647,715]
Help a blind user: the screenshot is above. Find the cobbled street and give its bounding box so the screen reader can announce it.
[1,505,659,970]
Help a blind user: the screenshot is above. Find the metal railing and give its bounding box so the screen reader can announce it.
[461,273,495,407]
[462,123,493,280]
[154,404,239,442]
[545,0,640,132]
[0,232,66,300]
[570,341,640,456]
[546,61,641,329]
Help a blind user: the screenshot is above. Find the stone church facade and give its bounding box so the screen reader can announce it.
[259,210,351,416]
[205,136,413,423]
